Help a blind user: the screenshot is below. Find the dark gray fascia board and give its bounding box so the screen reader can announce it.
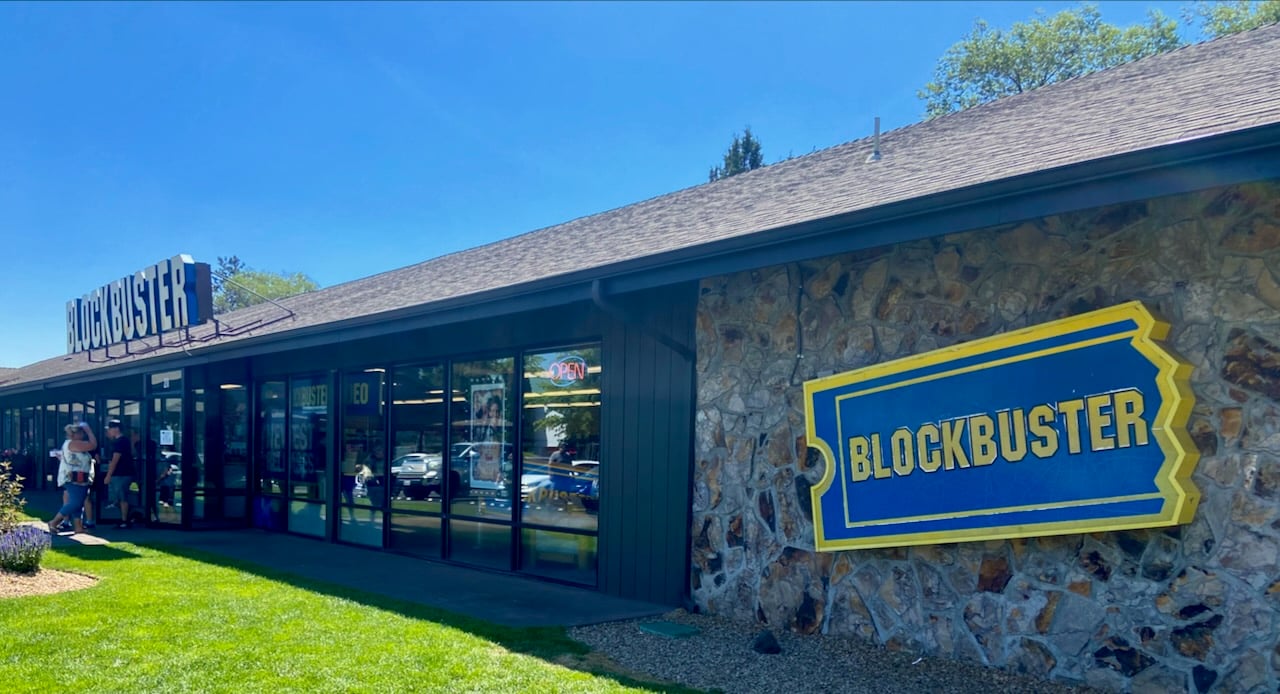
[7,121,1280,397]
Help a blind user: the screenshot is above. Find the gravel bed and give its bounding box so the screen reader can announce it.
[570,610,1103,694]
[0,568,98,599]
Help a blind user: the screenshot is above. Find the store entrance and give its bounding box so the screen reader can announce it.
[190,384,250,528]
[98,399,142,526]
[149,395,182,525]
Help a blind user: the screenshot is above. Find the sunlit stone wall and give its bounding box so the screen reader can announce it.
[692,180,1280,692]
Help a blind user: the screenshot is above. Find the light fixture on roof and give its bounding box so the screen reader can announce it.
[866,116,882,163]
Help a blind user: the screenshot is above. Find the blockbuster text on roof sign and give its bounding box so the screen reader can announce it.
[65,254,212,354]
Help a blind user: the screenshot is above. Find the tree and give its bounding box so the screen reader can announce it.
[212,255,319,314]
[708,128,764,182]
[1188,0,1280,38]
[919,4,1182,119]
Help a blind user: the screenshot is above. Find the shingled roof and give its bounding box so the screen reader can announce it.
[4,24,1280,392]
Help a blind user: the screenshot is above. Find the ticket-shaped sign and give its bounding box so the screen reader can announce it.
[804,302,1199,551]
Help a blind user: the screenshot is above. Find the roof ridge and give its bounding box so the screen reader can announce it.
[914,22,1280,131]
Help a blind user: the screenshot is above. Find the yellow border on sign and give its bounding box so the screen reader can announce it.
[804,301,1199,552]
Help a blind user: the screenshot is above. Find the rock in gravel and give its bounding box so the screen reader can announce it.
[752,629,782,654]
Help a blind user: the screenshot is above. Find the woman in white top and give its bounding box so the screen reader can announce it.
[48,423,98,535]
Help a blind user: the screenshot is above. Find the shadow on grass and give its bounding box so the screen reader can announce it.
[133,540,702,694]
[53,543,144,562]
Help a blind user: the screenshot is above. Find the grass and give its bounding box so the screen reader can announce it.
[2,501,699,694]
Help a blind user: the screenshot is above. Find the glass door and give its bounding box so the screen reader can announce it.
[254,381,287,530]
[150,396,183,525]
[101,399,142,524]
[197,384,250,527]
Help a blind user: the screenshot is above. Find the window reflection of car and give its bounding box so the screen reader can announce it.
[522,460,598,510]
[390,453,444,500]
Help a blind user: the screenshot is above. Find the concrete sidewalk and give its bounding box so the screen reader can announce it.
[28,489,670,628]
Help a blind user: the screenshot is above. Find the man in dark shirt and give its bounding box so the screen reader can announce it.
[102,419,136,529]
[549,442,574,467]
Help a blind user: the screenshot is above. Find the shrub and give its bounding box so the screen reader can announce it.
[0,460,25,535]
[0,525,49,573]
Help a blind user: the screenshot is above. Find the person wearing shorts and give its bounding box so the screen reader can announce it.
[102,419,136,529]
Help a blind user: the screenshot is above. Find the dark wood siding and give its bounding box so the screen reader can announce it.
[599,283,696,605]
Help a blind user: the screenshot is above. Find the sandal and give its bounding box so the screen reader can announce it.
[47,521,58,534]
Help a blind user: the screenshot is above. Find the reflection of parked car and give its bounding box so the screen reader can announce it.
[391,453,443,500]
[522,460,598,507]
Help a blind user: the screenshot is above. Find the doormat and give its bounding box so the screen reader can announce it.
[638,621,700,639]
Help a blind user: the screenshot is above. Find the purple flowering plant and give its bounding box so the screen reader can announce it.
[1,460,47,574]
[1,525,49,573]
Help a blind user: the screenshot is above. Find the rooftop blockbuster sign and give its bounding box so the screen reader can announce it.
[804,302,1200,551]
[65,255,212,354]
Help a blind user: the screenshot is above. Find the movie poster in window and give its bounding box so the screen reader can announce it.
[469,382,506,490]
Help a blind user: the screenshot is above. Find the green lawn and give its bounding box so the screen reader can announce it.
[1,512,695,693]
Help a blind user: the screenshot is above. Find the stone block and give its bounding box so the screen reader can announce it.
[978,554,1012,593]
[1008,638,1057,679]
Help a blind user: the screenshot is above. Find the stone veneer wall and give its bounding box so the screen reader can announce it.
[691,180,1280,692]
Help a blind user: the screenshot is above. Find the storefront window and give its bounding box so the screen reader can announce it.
[449,357,515,521]
[448,357,514,569]
[520,345,601,532]
[257,382,286,497]
[43,405,59,485]
[221,386,249,491]
[521,529,598,585]
[288,375,328,537]
[388,364,447,556]
[1,409,13,453]
[339,369,386,547]
[520,345,601,584]
[450,518,511,571]
[191,389,207,520]
[217,384,250,523]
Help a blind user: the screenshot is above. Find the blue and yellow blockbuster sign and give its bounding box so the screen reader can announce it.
[804,302,1199,551]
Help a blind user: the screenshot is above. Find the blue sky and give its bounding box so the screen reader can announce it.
[1,1,1191,367]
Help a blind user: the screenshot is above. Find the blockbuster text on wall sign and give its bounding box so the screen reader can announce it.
[803,301,1199,551]
[65,255,213,354]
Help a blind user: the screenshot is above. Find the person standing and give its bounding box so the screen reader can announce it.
[549,441,574,468]
[102,419,136,529]
[48,423,97,534]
